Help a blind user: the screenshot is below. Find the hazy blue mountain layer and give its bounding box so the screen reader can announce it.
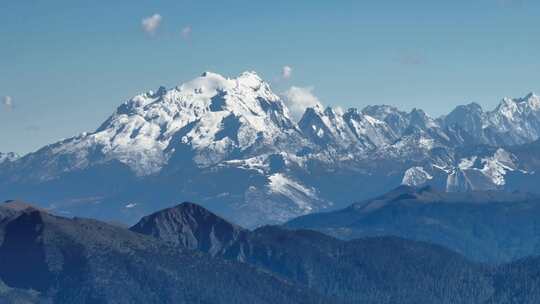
[287,185,540,263]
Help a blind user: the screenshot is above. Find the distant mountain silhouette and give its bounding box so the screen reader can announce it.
[4,199,540,303]
[0,205,326,304]
[130,202,494,303]
[131,202,248,256]
[287,185,540,263]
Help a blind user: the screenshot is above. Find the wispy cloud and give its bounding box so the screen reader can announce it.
[2,96,13,111]
[282,66,293,80]
[181,26,192,40]
[498,0,525,8]
[283,86,322,121]
[142,14,162,35]
[25,125,40,132]
[396,52,427,66]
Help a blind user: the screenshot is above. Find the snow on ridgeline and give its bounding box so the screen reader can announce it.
[8,71,540,194]
[479,149,517,186]
[446,149,519,192]
[28,71,305,178]
[0,152,19,164]
[268,173,320,213]
[402,167,433,187]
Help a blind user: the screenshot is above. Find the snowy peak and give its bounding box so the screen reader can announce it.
[446,103,483,119]
[8,70,540,199]
[44,71,303,176]
[298,105,396,151]
[446,148,518,192]
[236,71,265,89]
[361,104,403,120]
[24,65,540,180]
[298,101,465,156]
[402,167,433,187]
[494,93,540,116]
[0,152,19,165]
[438,93,540,146]
[524,92,540,108]
[484,93,540,145]
[343,109,397,148]
[409,108,437,130]
[298,106,333,145]
[5,71,540,229]
[298,105,356,149]
[442,103,485,142]
[511,92,539,106]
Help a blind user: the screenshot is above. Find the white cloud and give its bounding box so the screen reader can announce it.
[142,14,162,34]
[181,26,192,39]
[2,96,13,111]
[283,86,322,121]
[281,65,292,79]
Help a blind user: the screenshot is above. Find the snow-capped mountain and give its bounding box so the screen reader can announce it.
[2,71,540,227]
[298,105,397,152]
[441,93,540,146]
[13,72,305,180]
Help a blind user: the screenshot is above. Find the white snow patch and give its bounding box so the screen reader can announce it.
[458,156,477,170]
[125,203,137,208]
[432,164,452,174]
[418,137,435,150]
[0,152,19,164]
[268,173,318,212]
[402,167,433,186]
[479,149,516,186]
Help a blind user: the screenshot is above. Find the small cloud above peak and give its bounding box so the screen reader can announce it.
[396,52,427,66]
[181,26,192,40]
[2,96,13,111]
[142,14,162,35]
[498,0,525,8]
[283,86,323,121]
[281,66,292,80]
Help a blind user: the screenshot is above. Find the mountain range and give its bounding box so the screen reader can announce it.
[2,71,540,227]
[131,202,493,304]
[4,199,540,303]
[287,185,540,263]
[0,201,325,304]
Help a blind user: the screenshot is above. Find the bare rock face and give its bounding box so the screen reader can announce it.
[130,202,247,256]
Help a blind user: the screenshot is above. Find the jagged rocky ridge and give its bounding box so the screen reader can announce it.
[2,71,540,227]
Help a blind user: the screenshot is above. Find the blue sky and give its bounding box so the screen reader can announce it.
[1,0,539,154]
